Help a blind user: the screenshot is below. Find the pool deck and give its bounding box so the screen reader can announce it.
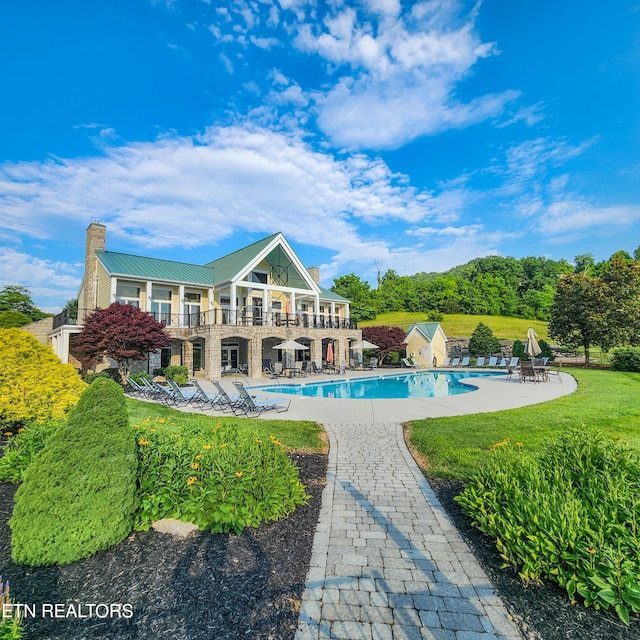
[240,366,577,424]
[172,368,577,640]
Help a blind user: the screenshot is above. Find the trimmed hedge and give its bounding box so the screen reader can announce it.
[10,379,139,566]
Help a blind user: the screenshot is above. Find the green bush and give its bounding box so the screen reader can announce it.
[0,420,63,483]
[611,347,640,372]
[10,379,139,566]
[129,372,150,384]
[133,417,309,534]
[383,351,400,366]
[164,365,188,385]
[83,367,121,385]
[456,430,640,624]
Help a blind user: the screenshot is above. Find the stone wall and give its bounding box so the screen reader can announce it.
[22,317,54,345]
[446,336,514,358]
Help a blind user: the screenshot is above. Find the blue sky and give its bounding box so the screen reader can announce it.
[1,0,639,312]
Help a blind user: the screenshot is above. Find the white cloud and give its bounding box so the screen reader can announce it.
[0,248,82,311]
[0,124,449,271]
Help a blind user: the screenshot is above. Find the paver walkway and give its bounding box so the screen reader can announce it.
[295,422,523,640]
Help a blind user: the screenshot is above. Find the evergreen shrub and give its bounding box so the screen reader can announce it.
[0,329,86,427]
[10,379,139,566]
[610,347,640,372]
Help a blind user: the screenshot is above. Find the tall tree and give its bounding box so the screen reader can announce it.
[331,274,377,322]
[602,259,640,346]
[0,285,47,321]
[468,322,501,356]
[548,274,608,363]
[74,303,171,381]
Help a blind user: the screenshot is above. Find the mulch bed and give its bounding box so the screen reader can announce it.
[0,453,326,640]
[3,446,639,640]
[429,477,639,640]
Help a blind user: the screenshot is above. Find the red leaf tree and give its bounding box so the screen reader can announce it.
[75,303,172,381]
[362,325,407,364]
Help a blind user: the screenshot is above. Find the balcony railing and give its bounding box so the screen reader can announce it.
[72,308,357,330]
[53,309,77,329]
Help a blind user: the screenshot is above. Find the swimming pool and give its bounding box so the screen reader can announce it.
[259,370,506,399]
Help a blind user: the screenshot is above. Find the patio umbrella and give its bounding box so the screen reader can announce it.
[273,339,309,351]
[273,339,308,369]
[326,341,334,364]
[351,340,379,350]
[525,327,542,359]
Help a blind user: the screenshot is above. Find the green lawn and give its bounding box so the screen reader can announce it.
[407,368,640,479]
[125,397,326,453]
[361,312,550,341]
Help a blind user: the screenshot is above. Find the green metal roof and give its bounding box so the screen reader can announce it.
[96,251,214,286]
[205,233,280,283]
[319,286,349,302]
[407,322,443,341]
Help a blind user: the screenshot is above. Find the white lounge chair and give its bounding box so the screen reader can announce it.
[232,382,291,416]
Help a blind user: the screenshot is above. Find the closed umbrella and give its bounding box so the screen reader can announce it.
[326,341,334,364]
[525,327,542,359]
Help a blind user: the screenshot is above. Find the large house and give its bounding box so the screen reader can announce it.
[49,222,361,378]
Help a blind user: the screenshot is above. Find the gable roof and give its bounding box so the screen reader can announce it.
[96,251,214,287]
[406,322,446,342]
[205,233,280,284]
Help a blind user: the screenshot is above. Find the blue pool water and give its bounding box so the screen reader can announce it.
[259,371,505,399]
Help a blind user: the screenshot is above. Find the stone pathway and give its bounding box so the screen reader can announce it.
[295,422,523,640]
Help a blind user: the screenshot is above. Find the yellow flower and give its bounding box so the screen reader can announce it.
[187,477,197,486]
[586,547,596,554]
[515,442,523,446]
[203,444,211,450]
[159,418,166,424]
[4,432,13,437]
[138,439,149,446]
[18,428,24,433]
[255,439,262,443]
[235,471,243,477]
[191,462,199,470]
[195,454,202,459]
[219,443,228,448]
[271,438,283,446]
[150,428,156,432]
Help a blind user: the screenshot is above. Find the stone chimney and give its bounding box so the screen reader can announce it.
[81,221,106,313]
[307,266,321,286]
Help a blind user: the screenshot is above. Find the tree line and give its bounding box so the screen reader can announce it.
[332,249,640,330]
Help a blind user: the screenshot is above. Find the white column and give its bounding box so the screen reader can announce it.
[110,277,117,303]
[230,284,237,324]
[178,284,185,327]
[146,282,153,312]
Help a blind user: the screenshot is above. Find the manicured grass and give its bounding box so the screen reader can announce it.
[407,368,640,479]
[125,397,326,453]
[361,312,550,341]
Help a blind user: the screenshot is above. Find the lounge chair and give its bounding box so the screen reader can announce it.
[402,357,418,368]
[451,357,460,367]
[498,358,507,367]
[232,382,291,417]
[125,376,149,398]
[338,360,347,375]
[188,379,223,409]
[475,357,485,367]
[409,357,423,369]
[368,357,378,369]
[146,379,180,405]
[442,357,451,367]
[460,356,470,367]
[508,357,519,368]
[210,380,245,412]
[166,378,201,406]
[487,356,498,367]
